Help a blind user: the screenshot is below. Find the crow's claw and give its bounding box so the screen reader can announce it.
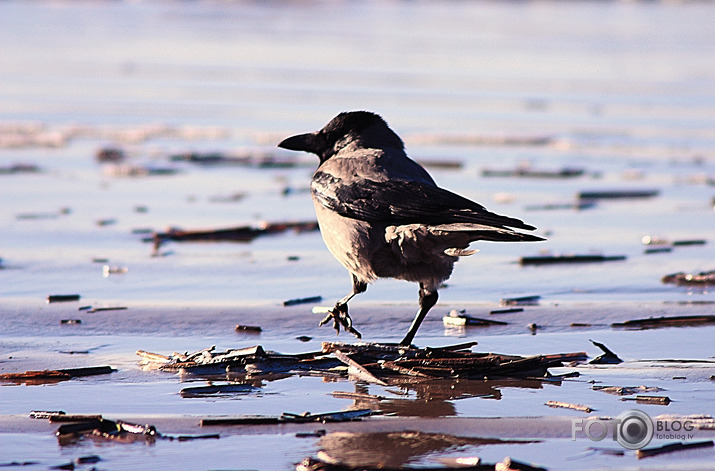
[318,303,361,339]
[318,313,333,328]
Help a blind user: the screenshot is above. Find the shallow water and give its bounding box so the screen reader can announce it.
[1,1,715,469]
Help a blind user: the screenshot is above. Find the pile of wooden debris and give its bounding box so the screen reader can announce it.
[137,341,586,383]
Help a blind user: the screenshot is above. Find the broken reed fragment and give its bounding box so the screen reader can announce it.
[0,163,41,174]
[0,366,115,382]
[170,150,303,168]
[135,350,171,362]
[592,385,661,396]
[524,201,596,211]
[482,166,585,179]
[588,340,623,365]
[74,456,101,465]
[150,220,319,252]
[642,235,707,247]
[636,440,713,459]
[295,430,327,438]
[612,315,715,329]
[519,254,626,266]
[284,295,323,307]
[500,295,540,306]
[622,395,671,405]
[50,414,103,423]
[180,383,258,398]
[578,189,660,200]
[102,265,128,276]
[56,419,112,436]
[172,434,220,441]
[201,416,283,426]
[661,270,715,286]
[47,294,80,303]
[545,400,593,413]
[235,324,262,332]
[644,247,672,254]
[55,417,160,444]
[333,349,388,386]
[30,410,66,419]
[482,166,586,179]
[200,409,375,427]
[671,239,707,246]
[409,133,553,147]
[490,308,523,315]
[86,306,128,313]
[415,158,463,169]
[330,391,385,402]
[137,345,341,377]
[443,310,509,327]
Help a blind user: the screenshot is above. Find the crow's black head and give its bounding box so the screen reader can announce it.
[278,111,404,163]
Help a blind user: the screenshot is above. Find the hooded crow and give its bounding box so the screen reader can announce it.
[278,111,543,346]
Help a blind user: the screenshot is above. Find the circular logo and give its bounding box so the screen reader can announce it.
[615,409,654,449]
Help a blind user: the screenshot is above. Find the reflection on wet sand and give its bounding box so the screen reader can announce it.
[341,378,552,418]
[316,431,538,469]
[175,364,559,417]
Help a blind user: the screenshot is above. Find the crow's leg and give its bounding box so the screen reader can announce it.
[399,283,439,347]
[319,274,366,338]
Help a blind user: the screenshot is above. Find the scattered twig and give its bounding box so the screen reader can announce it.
[592,385,661,396]
[236,324,262,332]
[636,440,713,459]
[86,307,128,313]
[47,294,80,303]
[622,395,671,405]
[545,400,592,413]
[180,383,259,398]
[333,350,388,386]
[201,409,375,427]
[520,254,626,266]
[490,308,523,315]
[612,315,715,329]
[0,163,41,174]
[578,189,659,200]
[330,391,384,401]
[588,340,623,364]
[0,366,115,383]
[642,236,706,247]
[482,166,584,179]
[151,221,319,253]
[443,310,509,327]
[284,296,323,307]
[500,295,540,306]
[29,411,66,419]
[49,414,103,423]
[662,271,715,286]
[524,201,596,211]
[56,417,159,444]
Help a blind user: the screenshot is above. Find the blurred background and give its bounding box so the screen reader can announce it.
[1,0,713,309]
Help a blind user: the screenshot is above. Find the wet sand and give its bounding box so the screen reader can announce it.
[2,301,714,469]
[2,0,715,469]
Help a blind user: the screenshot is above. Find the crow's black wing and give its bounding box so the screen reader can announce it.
[312,171,536,231]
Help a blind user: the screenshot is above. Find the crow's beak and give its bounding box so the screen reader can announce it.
[278,132,319,154]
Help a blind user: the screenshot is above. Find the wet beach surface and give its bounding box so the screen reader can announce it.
[1,1,715,470]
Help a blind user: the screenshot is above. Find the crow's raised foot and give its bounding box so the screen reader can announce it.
[318,303,362,339]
